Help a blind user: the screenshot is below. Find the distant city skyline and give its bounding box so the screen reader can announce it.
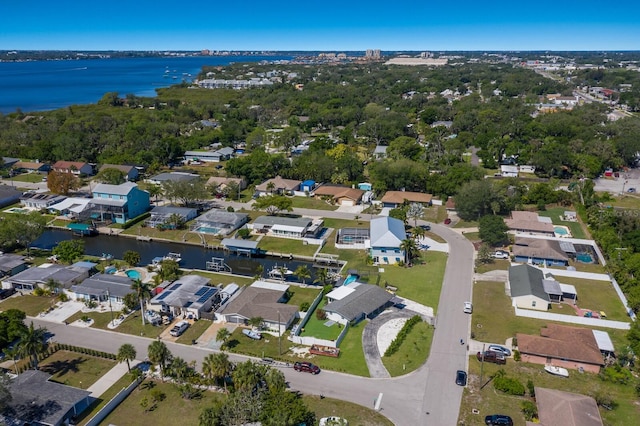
[2,1,639,51]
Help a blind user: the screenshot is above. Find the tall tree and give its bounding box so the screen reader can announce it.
[131,279,152,325]
[47,170,80,195]
[95,167,126,185]
[147,340,171,381]
[52,240,84,264]
[478,215,509,247]
[123,250,141,267]
[216,328,231,350]
[294,265,311,284]
[117,343,137,372]
[18,322,48,370]
[202,352,232,390]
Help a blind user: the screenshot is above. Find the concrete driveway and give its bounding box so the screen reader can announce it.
[38,300,83,323]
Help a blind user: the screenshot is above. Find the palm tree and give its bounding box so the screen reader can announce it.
[44,278,60,295]
[266,181,276,195]
[18,322,48,370]
[247,317,263,330]
[400,238,419,265]
[411,226,425,241]
[232,360,262,393]
[202,352,232,390]
[216,328,231,350]
[117,343,137,372]
[148,340,171,381]
[3,345,20,374]
[131,279,152,325]
[170,356,190,383]
[294,265,311,284]
[253,264,264,280]
[313,268,329,286]
[147,184,163,204]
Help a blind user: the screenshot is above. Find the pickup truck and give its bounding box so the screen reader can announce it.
[477,350,506,365]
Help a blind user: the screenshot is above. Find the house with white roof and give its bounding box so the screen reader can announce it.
[369,216,406,264]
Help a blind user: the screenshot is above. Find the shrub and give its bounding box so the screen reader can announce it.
[600,365,632,385]
[521,400,538,421]
[513,350,521,361]
[384,315,422,357]
[527,379,535,397]
[493,375,525,396]
[315,309,327,320]
[300,302,310,312]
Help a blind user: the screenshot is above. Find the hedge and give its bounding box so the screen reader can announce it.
[384,315,422,357]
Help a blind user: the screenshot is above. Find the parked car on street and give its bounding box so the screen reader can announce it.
[463,301,473,314]
[476,350,506,365]
[485,414,513,426]
[294,361,321,374]
[487,344,512,357]
[455,370,467,386]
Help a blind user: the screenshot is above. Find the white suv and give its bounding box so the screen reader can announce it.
[493,250,509,259]
[463,301,473,314]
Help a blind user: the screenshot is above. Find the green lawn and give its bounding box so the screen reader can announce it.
[121,222,215,246]
[287,286,322,308]
[66,310,164,339]
[453,219,478,229]
[537,207,588,239]
[290,196,339,211]
[547,276,630,322]
[303,395,394,426]
[300,301,343,341]
[185,271,253,287]
[459,357,639,426]
[258,236,319,257]
[381,321,433,376]
[39,349,117,389]
[0,294,57,316]
[475,259,510,274]
[77,374,135,425]
[176,319,213,344]
[463,231,480,242]
[99,380,225,426]
[9,173,45,183]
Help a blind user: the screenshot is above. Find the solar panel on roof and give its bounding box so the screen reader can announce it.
[197,288,217,303]
[195,287,208,296]
[169,283,182,291]
[156,291,172,301]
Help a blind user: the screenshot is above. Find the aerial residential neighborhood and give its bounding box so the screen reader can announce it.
[1,49,640,426]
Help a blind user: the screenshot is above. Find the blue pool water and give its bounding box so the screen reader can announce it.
[126,270,141,279]
[197,226,221,234]
[344,275,357,286]
[576,253,594,263]
[554,226,568,235]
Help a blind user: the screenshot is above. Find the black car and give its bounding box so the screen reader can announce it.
[294,361,320,375]
[419,224,431,231]
[455,370,467,386]
[485,414,513,426]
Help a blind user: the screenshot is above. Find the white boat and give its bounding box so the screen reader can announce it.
[319,417,348,426]
[268,265,293,278]
[100,253,113,261]
[242,329,262,340]
[163,252,182,263]
[544,365,569,377]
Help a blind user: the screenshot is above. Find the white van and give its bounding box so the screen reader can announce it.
[169,321,189,337]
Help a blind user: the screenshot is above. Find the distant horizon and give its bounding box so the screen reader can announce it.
[3,1,639,51]
[3,49,640,54]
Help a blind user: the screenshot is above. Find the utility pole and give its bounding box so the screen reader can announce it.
[107,290,114,326]
[479,343,485,387]
[278,310,282,355]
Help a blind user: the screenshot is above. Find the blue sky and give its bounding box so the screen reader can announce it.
[2,1,639,51]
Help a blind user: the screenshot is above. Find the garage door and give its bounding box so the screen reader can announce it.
[340,199,355,206]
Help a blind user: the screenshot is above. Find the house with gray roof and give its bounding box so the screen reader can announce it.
[0,184,22,208]
[20,192,66,209]
[324,282,394,324]
[184,147,235,163]
[0,253,28,278]
[98,164,139,181]
[146,172,200,185]
[1,370,92,426]
[508,264,551,311]
[369,216,406,264]
[2,263,92,293]
[216,280,298,333]
[70,273,134,304]
[90,182,150,224]
[147,274,219,319]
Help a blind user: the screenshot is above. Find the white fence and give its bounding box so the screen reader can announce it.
[85,377,141,426]
[514,307,630,330]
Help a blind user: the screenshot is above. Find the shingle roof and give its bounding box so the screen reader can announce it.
[380,191,432,205]
[255,176,300,192]
[71,273,134,298]
[3,370,91,426]
[512,238,569,262]
[505,211,555,234]
[217,283,298,323]
[324,283,393,322]
[313,185,364,201]
[535,387,603,426]
[517,323,604,366]
[509,264,550,302]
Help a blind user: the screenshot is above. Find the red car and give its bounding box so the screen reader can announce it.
[294,361,321,374]
[444,218,452,225]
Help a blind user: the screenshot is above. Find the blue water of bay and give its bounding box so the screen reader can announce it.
[0,55,293,114]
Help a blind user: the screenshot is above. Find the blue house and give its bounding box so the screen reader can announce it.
[90,182,150,224]
[369,216,406,264]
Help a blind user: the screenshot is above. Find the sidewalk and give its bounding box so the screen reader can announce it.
[86,359,140,397]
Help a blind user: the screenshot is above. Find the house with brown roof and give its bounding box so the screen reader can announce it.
[512,237,570,266]
[255,176,300,196]
[206,176,247,191]
[313,185,365,206]
[380,191,433,208]
[216,280,299,333]
[52,160,94,176]
[505,211,555,236]
[11,161,50,173]
[516,324,604,373]
[98,164,139,181]
[534,387,603,426]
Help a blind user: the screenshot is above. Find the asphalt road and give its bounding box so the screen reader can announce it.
[25,211,475,426]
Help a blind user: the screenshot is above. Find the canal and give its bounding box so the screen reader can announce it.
[32,229,323,281]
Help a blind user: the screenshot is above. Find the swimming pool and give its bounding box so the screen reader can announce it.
[126,269,141,279]
[576,253,594,263]
[197,226,221,234]
[554,227,568,235]
[343,275,357,286]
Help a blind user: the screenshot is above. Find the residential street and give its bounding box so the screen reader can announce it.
[24,210,475,426]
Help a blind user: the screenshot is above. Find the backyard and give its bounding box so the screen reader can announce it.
[537,206,589,239]
[257,235,319,257]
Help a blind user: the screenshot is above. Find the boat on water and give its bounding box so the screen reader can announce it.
[163,252,182,263]
[544,365,569,377]
[268,265,294,278]
[242,329,262,340]
[99,253,113,261]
